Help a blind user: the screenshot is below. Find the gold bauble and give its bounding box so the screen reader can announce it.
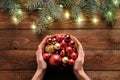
[45,44,55,53]
[54,43,61,50]
[62,57,68,63]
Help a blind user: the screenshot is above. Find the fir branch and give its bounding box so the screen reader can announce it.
[80,0,99,18]
[0,0,22,20]
[27,0,44,10]
[71,0,82,20]
[55,0,73,9]
[101,0,117,23]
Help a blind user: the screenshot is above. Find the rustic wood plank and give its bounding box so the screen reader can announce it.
[0,30,119,50]
[0,50,120,70]
[0,20,120,29]
[0,71,20,80]
[0,71,120,80]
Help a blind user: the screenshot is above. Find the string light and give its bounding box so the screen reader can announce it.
[17,9,22,15]
[107,11,112,16]
[31,22,36,29]
[77,17,82,23]
[38,8,42,10]
[92,17,99,23]
[113,0,118,6]
[60,4,63,8]
[11,16,19,24]
[47,16,51,20]
[65,11,70,19]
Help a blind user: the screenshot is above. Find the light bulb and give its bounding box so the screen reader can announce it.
[60,4,63,8]
[12,16,19,24]
[108,11,112,16]
[31,23,36,29]
[113,0,118,5]
[38,8,42,10]
[77,17,82,23]
[65,11,70,19]
[92,18,99,23]
[18,10,22,15]
[48,16,51,20]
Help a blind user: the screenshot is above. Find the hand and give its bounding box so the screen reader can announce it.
[71,35,90,80]
[32,35,50,80]
[36,35,51,70]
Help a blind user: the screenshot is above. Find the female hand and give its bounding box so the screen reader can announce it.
[36,36,50,71]
[32,35,50,80]
[71,35,90,80]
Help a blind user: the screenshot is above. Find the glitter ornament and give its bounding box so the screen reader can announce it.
[45,44,55,53]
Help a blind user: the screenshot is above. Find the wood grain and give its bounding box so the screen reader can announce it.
[0,30,119,50]
[0,20,120,29]
[0,50,119,70]
[0,71,120,80]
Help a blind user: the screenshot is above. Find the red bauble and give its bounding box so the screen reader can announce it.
[68,59,75,65]
[49,54,62,66]
[69,40,75,46]
[60,40,67,49]
[43,53,50,60]
[52,38,57,44]
[46,38,52,44]
[65,35,71,42]
[56,34,63,42]
[66,46,73,53]
[70,52,77,60]
[60,50,65,57]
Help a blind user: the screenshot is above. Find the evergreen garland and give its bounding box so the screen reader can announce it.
[79,0,99,18]
[71,0,82,20]
[0,0,23,21]
[27,0,63,34]
[0,0,120,34]
[101,0,118,23]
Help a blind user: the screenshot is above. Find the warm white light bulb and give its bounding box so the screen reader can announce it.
[38,8,42,10]
[48,16,51,20]
[108,11,112,16]
[60,4,63,8]
[92,18,98,23]
[65,11,70,19]
[114,0,118,5]
[31,23,36,29]
[18,10,22,15]
[77,17,82,23]
[12,16,18,24]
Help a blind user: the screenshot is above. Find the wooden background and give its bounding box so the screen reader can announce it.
[0,9,120,80]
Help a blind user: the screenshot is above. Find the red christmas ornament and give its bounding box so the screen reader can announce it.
[56,34,63,42]
[60,50,65,57]
[65,34,71,42]
[68,59,75,65]
[66,46,73,53]
[46,37,52,44]
[52,38,57,44]
[60,40,67,49]
[70,52,77,60]
[43,53,50,60]
[49,54,62,66]
[69,40,75,46]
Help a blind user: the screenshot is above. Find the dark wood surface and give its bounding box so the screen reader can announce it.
[0,50,120,70]
[0,10,120,80]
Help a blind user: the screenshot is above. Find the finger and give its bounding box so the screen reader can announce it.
[37,49,43,60]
